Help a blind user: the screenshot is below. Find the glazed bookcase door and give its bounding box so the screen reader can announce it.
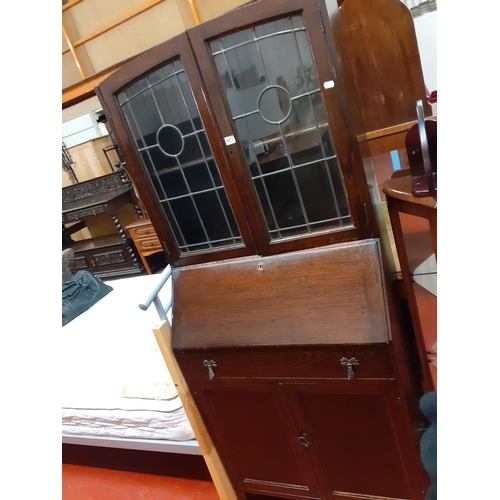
[188,0,375,256]
[96,33,257,267]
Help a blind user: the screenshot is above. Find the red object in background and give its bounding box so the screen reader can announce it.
[425,86,437,105]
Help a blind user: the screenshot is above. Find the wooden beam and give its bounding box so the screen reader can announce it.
[152,321,238,500]
[62,0,164,55]
[357,116,437,157]
[62,22,86,80]
[62,58,134,109]
[188,0,201,25]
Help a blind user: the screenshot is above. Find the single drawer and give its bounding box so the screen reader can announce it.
[64,205,105,222]
[175,345,394,382]
[137,236,162,251]
[136,225,158,238]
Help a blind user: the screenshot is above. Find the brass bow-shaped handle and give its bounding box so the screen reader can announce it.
[340,357,359,380]
[203,359,217,380]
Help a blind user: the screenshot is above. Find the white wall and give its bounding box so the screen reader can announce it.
[62,95,109,148]
[413,10,437,93]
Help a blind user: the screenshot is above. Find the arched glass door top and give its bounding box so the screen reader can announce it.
[118,58,243,255]
[210,15,351,240]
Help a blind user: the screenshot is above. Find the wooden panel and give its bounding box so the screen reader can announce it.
[92,136,116,175]
[172,239,390,349]
[67,141,109,182]
[192,380,321,497]
[335,0,431,134]
[152,321,238,500]
[137,237,162,251]
[136,226,158,238]
[195,0,251,24]
[67,0,153,39]
[81,2,185,74]
[284,383,413,499]
[176,345,394,382]
[63,50,84,89]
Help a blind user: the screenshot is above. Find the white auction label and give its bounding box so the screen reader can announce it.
[224,135,236,145]
[323,80,335,89]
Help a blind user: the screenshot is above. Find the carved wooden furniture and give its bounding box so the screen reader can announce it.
[62,169,145,279]
[383,172,437,392]
[96,0,431,497]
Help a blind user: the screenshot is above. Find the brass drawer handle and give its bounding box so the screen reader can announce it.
[340,357,359,380]
[203,359,217,380]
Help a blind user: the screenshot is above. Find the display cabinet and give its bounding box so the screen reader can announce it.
[96,0,430,498]
[96,0,376,268]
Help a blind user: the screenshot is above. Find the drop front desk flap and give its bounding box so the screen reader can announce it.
[172,239,390,350]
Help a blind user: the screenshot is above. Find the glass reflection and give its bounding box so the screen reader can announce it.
[211,15,352,239]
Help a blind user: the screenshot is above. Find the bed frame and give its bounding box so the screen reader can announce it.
[62,266,198,456]
[62,265,237,498]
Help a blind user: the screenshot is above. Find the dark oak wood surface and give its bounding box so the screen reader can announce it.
[172,239,390,349]
[62,186,133,215]
[62,170,144,279]
[96,0,380,268]
[176,344,395,382]
[173,239,429,498]
[94,1,432,496]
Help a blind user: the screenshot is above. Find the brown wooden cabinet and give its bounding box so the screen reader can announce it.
[172,240,428,499]
[96,0,376,269]
[96,1,430,498]
[182,372,415,499]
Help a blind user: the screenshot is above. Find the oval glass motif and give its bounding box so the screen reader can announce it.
[257,85,292,125]
[157,124,184,157]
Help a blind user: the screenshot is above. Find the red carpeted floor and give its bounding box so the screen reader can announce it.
[62,463,219,499]
[62,446,220,500]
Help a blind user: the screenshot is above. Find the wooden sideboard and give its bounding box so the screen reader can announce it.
[62,170,145,280]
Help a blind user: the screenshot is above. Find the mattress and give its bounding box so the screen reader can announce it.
[61,273,195,442]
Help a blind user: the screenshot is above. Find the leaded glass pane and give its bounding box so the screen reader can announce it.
[211,15,351,240]
[118,58,243,255]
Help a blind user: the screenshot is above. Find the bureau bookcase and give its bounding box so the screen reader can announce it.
[96,0,429,497]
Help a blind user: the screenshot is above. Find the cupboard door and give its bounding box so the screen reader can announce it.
[282,381,422,500]
[96,33,257,267]
[188,0,375,255]
[190,380,321,499]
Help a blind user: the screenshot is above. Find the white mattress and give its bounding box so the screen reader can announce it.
[61,273,195,442]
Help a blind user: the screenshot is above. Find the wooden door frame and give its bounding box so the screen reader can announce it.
[187,0,378,256]
[96,32,258,268]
